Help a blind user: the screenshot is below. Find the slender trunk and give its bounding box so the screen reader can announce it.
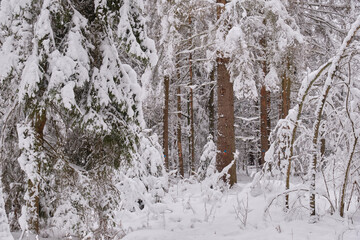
[310,85,331,219]
[280,61,291,119]
[260,86,270,166]
[339,137,358,217]
[177,86,184,177]
[189,57,195,174]
[216,0,237,186]
[310,19,360,220]
[259,36,270,167]
[267,94,271,138]
[340,63,358,217]
[188,13,195,175]
[284,62,331,210]
[163,76,170,170]
[208,70,215,138]
[279,60,291,172]
[187,94,191,175]
[28,109,46,234]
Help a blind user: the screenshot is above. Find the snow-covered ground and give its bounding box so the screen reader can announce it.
[12,177,360,240]
[120,180,360,240]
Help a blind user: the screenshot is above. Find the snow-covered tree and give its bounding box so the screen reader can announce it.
[0,0,164,237]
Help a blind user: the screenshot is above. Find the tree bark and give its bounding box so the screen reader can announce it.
[280,60,291,119]
[259,36,270,167]
[216,57,236,186]
[163,76,170,170]
[216,0,237,186]
[189,59,195,175]
[260,86,270,166]
[177,86,184,177]
[208,70,215,138]
[188,13,195,175]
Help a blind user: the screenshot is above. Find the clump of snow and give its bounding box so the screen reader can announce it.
[19,55,42,101]
[60,81,76,110]
[197,135,216,180]
[264,66,280,92]
[17,123,39,182]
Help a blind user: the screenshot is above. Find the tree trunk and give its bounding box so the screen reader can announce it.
[280,60,291,119]
[339,137,357,217]
[260,86,270,166]
[208,70,215,138]
[284,62,331,210]
[187,93,191,175]
[177,86,184,177]
[259,35,270,167]
[189,59,195,175]
[310,85,331,220]
[310,19,360,221]
[187,12,195,175]
[27,179,39,234]
[216,0,237,186]
[215,0,236,185]
[28,109,46,234]
[216,57,236,186]
[163,76,170,170]
[340,69,358,217]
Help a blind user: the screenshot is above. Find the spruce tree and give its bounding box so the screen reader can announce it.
[0,0,164,237]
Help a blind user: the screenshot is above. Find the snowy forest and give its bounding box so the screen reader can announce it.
[0,0,360,239]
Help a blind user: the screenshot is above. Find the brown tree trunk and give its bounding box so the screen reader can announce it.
[216,57,236,186]
[260,86,270,166]
[215,0,237,186]
[259,36,271,167]
[177,86,184,177]
[280,60,291,119]
[187,94,191,174]
[163,76,170,170]
[267,91,271,138]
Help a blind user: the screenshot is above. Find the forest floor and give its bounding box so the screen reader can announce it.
[121,176,360,240]
[11,175,360,240]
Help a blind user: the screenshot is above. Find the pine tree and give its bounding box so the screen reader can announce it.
[215,0,237,186]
